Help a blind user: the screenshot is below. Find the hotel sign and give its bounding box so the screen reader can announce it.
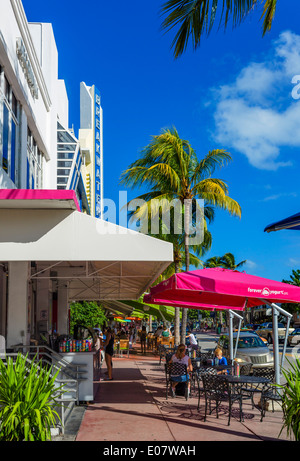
[16,38,39,99]
[94,87,102,218]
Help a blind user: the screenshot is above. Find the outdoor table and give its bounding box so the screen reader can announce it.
[222,375,271,385]
[220,374,272,405]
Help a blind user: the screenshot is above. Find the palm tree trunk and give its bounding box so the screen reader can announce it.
[181,199,191,344]
[174,258,180,346]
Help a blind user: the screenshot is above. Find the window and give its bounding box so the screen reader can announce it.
[57,121,82,191]
[0,70,20,185]
[26,129,43,189]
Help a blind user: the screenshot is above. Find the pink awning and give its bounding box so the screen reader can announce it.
[144,267,300,310]
[0,189,81,211]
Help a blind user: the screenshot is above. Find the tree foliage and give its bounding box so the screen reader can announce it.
[281,270,300,315]
[160,0,278,58]
[204,252,246,269]
[69,301,107,334]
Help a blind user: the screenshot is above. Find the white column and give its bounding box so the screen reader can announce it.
[7,261,30,348]
[0,266,7,338]
[36,274,51,338]
[57,284,69,336]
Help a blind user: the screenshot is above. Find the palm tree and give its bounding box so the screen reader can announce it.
[120,126,242,343]
[160,0,278,58]
[151,229,208,345]
[204,252,246,269]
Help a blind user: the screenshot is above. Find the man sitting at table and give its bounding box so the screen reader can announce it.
[214,347,228,374]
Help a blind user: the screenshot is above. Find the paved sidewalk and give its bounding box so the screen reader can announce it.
[64,346,292,443]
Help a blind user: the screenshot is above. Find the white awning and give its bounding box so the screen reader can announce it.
[0,190,173,300]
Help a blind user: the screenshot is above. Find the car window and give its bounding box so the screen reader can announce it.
[278,323,285,328]
[234,336,266,349]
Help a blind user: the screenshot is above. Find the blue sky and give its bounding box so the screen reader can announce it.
[22,0,300,283]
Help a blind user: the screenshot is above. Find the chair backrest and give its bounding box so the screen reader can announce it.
[161,337,170,345]
[196,366,217,376]
[169,362,188,377]
[240,363,253,376]
[253,367,275,381]
[202,375,229,395]
[200,351,214,361]
[119,340,129,350]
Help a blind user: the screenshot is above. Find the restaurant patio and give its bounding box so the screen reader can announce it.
[64,334,291,442]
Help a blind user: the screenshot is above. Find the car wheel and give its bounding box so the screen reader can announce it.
[267,334,272,344]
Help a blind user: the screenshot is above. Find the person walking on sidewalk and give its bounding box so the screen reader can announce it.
[103,327,114,380]
[140,325,147,355]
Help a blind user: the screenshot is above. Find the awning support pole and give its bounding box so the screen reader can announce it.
[260,299,293,386]
[228,310,244,362]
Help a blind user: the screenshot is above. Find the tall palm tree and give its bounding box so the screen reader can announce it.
[204,252,246,324]
[160,0,278,58]
[204,252,246,269]
[153,232,205,344]
[120,126,242,343]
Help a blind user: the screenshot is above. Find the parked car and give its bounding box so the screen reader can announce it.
[216,332,274,368]
[235,328,269,345]
[255,322,294,344]
[287,328,300,346]
[245,324,260,331]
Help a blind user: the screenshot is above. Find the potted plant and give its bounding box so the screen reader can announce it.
[0,352,65,441]
[278,357,300,441]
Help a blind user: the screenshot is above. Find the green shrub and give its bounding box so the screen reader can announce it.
[0,353,65,441]
[279,357,300,441]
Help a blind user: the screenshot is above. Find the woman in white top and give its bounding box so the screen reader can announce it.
[169,344,193,397]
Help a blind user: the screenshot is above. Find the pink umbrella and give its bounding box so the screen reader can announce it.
[144,267,300,308]
[145,268,300,384]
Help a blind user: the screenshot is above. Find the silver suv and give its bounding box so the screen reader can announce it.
[217,332,274,368]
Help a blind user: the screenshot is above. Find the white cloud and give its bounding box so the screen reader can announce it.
[245,260,257,269]
[262,192,297,202]
[212,31,300,170]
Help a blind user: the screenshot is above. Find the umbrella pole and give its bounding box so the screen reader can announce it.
[229,311,233,362]
[272,306,280,386]
[228,310,243,362]
[260,299,293,386]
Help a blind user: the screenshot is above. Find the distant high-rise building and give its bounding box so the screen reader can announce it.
[79,82,104,218]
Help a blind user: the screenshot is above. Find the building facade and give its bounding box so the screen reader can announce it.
[79,82,104,218]
[0,0,101,343]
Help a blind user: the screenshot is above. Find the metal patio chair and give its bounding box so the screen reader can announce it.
[165,362,190,400]
[242,367,274,409]
[202,374,243,426]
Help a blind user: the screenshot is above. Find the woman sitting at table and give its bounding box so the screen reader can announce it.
[214,347,228,374]
[169,344,193,397]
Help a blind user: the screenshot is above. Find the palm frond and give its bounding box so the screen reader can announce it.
[160,0,276,58]
[192,149,232,183]
[261,0,277,35]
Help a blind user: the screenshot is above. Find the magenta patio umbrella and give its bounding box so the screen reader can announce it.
[145,268,300,384]
[144,267,300,308]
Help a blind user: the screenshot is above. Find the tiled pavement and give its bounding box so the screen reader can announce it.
[64,346,292,443]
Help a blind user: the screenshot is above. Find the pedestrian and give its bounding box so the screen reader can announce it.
[103,327,114,380]
[186,331,198,350]
[162,324,170,337]
[140,325,147,355]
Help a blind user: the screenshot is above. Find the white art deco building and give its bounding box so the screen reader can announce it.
[0,0,90,212]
